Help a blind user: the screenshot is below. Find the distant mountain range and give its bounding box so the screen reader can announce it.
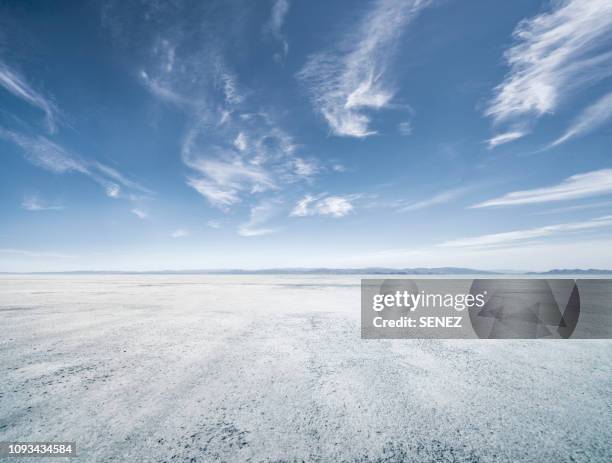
[2,267,612,275]
[526,269,612,275]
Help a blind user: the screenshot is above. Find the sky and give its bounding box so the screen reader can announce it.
[1,0,612,272]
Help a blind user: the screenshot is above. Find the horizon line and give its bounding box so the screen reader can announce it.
[1,267,612,275]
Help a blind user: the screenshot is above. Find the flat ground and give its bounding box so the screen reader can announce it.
[1,275,611,462]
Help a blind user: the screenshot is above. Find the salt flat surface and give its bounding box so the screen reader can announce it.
[0,275,611,462]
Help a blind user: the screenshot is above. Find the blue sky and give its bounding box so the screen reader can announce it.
[1,0,612,271]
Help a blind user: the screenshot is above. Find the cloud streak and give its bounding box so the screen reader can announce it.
[0,128,87,173]
[0,62,61,133]
[291,194,356,218]
[130,29,315,213]
[399,187,473,212]
[185,153,277,209]
[297,0,429,137]
[486,0,612,141]
[22,195,63,211]
[131,208,147,219]
[549,91,612,147]
[0,128,150,200]
[439,215,612,249]
[266,0,290,60]
[472,169,612,208]
[238,201,280,237]
[171,229,190,238]
[485,130,526,149]
[181,109,314,210]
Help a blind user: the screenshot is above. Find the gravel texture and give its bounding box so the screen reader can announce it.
[1,275,611,462]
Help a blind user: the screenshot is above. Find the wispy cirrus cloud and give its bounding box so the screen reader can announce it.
[548,91,612,148]
[131,208,148,220]
[292,157,319,178]
[397,121,413,136]
[171,228,190,238]
[0,128,86,174]
[290,194,357,218]
[21,195,63,212]
[0,128,150,200]
[238,201,280,237]
[139,70,187,106]
[22,195,63,211]
[485,130,527,149]
[101,0,344,238]
[297,0,430,137]
[117,5,319,214]
[183,144,278,209]
[182,108,318,210]
[92,161,153,196]
[472,169,612,208]
[439,215,612,249]
[0,62,61,133]
[187,177,240,209]
[265,0,290,61]
[233,132,248,151]
[398,186,474,212]
[0,55,151,207]
[486,0,612,145]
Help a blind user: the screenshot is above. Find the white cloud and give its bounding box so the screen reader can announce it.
[317,196,354,217]
[472,169,612,208]
[290,194,356,218]
[439,215,612,249]
[207,220,222,229]
[139,70,187,105]
[297,0,430,137]
[131,208,147,219]
[397,121,413,136]
[485,130,526,148]
[399,187,471,211]
[171,229,190,238]
[486,0,612,127]
[233,132,248,151]
[220,72,243,105]
[0,128,87,174]
[218,110,231,126]
[290,195,318,217]
[181,110,311,210]
[22,195,62,211]
[153,38,176,73]
[92,162,153,197]
[104,183,121,198]
[268,0,290,36]
[266,0,290,60]
[0,128,151,201]
[187,178,240,208]
[112,6,318,214]
[549,91,612,147]
[238,201,279,237]
[293,157,319,177]
[0,62,60,133]
[0,62,150,205]
[185,155,276,209]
